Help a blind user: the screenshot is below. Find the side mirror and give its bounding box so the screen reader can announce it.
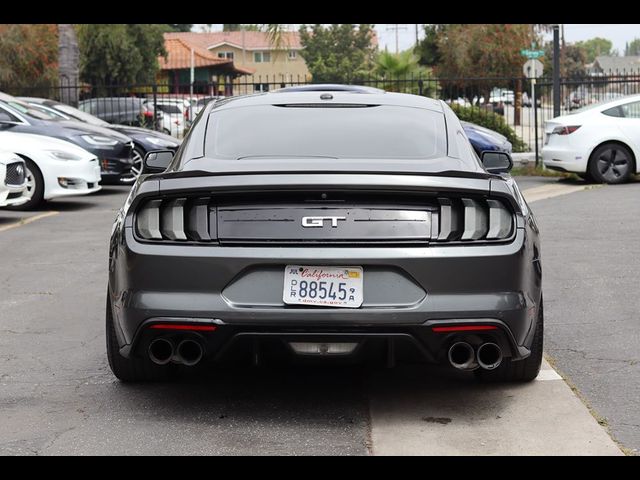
[481,151,513,174]
[143,150,174,174]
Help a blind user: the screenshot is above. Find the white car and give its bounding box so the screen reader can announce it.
[0,132,101,209]
[154,101,187,138]
[0,151,28,208]
[542,94,640,184]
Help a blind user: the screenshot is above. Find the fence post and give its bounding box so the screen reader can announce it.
[553,25,561,118]
[418,79,424,96]
[533,78,539,167]
[152,83,158,132]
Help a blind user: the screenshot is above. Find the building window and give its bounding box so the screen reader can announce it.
[288,50,297,60]
[253,51,271,63]
[254,83,270,92]
[217,51,234,60]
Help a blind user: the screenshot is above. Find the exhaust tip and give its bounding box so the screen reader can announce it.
[177,339,204,366]
[448,341,477,371]
[148,338,174,365]
[477,342,503,370]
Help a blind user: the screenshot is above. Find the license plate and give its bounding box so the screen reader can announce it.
[283,265,363,308]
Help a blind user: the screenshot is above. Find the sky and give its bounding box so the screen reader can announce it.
[194,24,640,55]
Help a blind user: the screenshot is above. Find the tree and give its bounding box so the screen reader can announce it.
[375,49,434,95]
[223,24,261,32]
[576,37,614,63]
[76,24,167,86]
[542,42,586,79]
[414,24,446,67]
[625,38,640,56]
[168,24,193,32]
[0,24,58,93]
[58,24,79,105]
[299,24,376,83]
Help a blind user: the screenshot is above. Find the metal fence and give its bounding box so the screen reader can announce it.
[11,71,640,158]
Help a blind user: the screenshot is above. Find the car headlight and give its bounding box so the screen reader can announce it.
[145,136,179,148]
[80,135,119,148]
[47,150,84,161]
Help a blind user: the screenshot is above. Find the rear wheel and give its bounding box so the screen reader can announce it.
[475,298,544,383]
[106,290,168,382]
[588,142,635,184]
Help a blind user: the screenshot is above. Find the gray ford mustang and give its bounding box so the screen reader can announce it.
[107,85,543,382]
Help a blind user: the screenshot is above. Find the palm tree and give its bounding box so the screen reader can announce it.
[58,24,79,105]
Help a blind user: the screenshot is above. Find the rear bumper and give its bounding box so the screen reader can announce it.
[110,226,542,364]
[542,145,589,173]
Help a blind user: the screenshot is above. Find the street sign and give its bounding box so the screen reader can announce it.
[521,49,545,59]
[523,59,544,79]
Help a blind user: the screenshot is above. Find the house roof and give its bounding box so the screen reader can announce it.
[593,55,640,73]
[160,37,254,74]
[164,31,303,52]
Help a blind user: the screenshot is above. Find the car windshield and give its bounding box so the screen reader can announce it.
[204,105,446,159]
[55,104,110,126]
[2,99,58,121]
[569,95,631,114]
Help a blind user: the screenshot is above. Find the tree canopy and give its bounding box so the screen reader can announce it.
[299,24,376,83]
[575,37,614,63]
[0,24,58,92]
[625,38,640,56]
[168,24,193,32]
[76,24,167,86]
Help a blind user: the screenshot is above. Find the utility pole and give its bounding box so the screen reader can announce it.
[553,24,561,118]
[386,24,407,54]
[415,24,419,48]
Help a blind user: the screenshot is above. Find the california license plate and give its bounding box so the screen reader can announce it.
[283,265,363,308]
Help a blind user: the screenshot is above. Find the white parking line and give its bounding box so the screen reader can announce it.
[0,211,59,233]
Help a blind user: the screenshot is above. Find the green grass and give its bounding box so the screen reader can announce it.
[511,164,581,180]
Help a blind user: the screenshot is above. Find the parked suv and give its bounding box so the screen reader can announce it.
[78,97,158,127]
[107,85,543,383]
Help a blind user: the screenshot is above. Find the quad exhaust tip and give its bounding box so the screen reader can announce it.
[148,338,174,365]
[477,342,503,370]
[448,342,478,371]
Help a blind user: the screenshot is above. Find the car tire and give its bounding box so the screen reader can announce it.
[475,298,544,383]
[106,289,169,382]
[588,142,635,184]
[6,157,44,211]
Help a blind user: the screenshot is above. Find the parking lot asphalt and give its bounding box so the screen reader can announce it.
[0,178,632,455]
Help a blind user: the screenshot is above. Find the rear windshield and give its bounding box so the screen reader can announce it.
[204,104,446,159]
[156,104,182,114]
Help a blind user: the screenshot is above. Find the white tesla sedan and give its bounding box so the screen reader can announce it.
[0,132,101,209]
[542,93,640,184]
[0,151,28,208]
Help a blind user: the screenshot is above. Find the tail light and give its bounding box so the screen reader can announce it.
[433,197,513,242]
[552,125,581,135]
[136,197,216,242]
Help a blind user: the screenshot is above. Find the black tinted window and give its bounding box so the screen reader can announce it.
[603,106,624,117]
[156,104,182,114]
[204,105,446,159]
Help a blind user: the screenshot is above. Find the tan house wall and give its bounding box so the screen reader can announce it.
[208,44,310,95]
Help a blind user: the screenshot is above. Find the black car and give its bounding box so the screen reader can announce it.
[0,92,134,184]
[78,97,158,127]
[107,85,543,383]
[20,97,181,180]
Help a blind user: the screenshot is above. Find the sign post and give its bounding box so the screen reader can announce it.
[523,59,544,167]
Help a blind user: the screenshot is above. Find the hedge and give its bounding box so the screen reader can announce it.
[450,104,529,153]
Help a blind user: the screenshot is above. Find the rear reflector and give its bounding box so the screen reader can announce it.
[432,325,498,333]
[149,324,217,332]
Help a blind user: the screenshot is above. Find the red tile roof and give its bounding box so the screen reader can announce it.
[160,37,254,74]
[164,31,303,51]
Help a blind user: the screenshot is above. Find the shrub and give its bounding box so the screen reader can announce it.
[449,104,529,153]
